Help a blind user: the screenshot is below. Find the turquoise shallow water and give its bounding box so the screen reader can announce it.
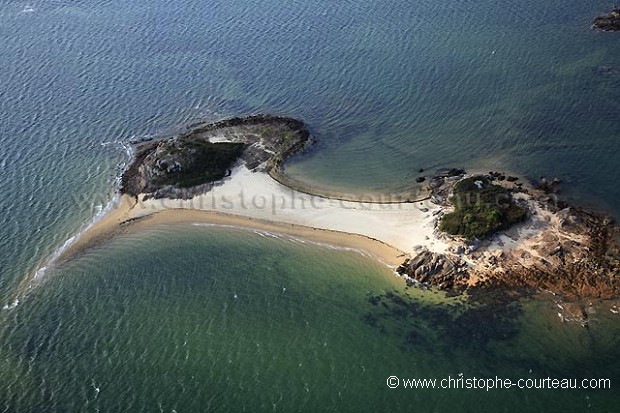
[1,226,619,412]
[1,0,619,293]
[0,0,619,411]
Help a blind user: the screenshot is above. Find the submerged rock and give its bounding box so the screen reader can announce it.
[435,167,465,178]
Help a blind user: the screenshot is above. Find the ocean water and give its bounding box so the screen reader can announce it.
[0,0,619,411]
[1,225,619,412]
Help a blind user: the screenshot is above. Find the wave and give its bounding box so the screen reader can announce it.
[190,222,394,268]
[1,193,121,312]
[4,138,135,311]
[37,194,120,281]
[2,298,19,311]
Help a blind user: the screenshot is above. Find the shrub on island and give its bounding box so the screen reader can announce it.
[439,176,526,240]
[154,140,245,188]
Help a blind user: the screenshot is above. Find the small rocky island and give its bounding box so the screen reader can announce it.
[398,172,620,300]
[121,115,310,199]
[593,8,620,31]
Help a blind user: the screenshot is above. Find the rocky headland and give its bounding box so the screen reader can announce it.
[398,171,620,302]
[593,8,620,31]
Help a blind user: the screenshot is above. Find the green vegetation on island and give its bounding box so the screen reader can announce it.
[439,176,527,239]
[154,140,245,188]
[121,115,310,199]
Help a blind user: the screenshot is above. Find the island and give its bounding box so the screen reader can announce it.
[25,115,618,315]
[593,8,620,31]
[121,115,311,199]
[398,173,619,301]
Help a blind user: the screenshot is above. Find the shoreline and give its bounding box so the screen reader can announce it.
[14,163,619,308]
[12,109,448,303]
[12,114,617,308]
[111,208,408,267]
[266,167,430,204]
[55,164,447,272]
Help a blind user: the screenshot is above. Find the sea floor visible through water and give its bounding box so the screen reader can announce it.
[1,225,619,412]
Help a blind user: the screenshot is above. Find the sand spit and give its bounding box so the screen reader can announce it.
[57,165,449,270]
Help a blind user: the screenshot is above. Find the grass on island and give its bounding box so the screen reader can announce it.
[156,140,245,188]
[439,176,527,240]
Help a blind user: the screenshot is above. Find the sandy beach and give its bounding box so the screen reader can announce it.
[56,165,449,270]
[47,161,618,301]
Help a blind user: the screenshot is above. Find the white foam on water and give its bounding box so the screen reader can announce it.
[254,230,282,239]
[2,298,19,311]
[121,140,134,159]
[191,222,392,269]
[29,195,120,287]
[100,139,134,190]
[192,223,240,230]
[193,223,285,241]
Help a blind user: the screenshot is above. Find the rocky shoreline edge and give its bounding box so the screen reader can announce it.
[593,8,620,32]
[397,170,619,304]
[121,115,312,199]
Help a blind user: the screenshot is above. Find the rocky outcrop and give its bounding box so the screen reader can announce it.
[593,8,620,31]
[480,207,620,299]
[121,115,311,199]
[399,171,620,300]
[397,248,470,290]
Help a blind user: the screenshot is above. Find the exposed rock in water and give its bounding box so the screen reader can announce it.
[397,250,470,291]
[593,8,620,31]
[121,115,311,199]
[535,176,561,194]
[435,167,465,178]
[596,65,620,76]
